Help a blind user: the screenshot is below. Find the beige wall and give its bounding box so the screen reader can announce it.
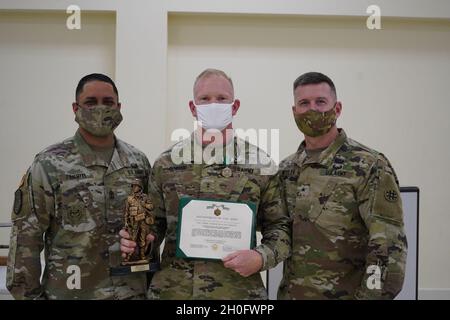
[0,0,449,297]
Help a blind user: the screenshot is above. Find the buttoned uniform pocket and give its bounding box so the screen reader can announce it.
[47,183,107,287]
[292,175,335,221]
[290,174,356,235]
[59,183,105,233]
[313,179,356,237]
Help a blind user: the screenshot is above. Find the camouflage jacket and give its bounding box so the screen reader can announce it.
[148,135,291,299]
[7,130,151,300]
[278,129,407,300]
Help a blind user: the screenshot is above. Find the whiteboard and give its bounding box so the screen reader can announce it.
[267,187,419,300]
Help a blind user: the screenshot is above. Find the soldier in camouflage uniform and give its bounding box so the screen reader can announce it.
[7,73,151,299]
[278,72,407,299]
[120,69,290,299]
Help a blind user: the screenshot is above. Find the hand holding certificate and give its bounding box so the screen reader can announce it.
[176,197,256,260]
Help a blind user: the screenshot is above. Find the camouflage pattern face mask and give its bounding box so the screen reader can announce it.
[75,104,123,137]
[294,104,337,137]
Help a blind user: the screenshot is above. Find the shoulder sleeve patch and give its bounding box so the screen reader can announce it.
[384,189,399,202]
[12,173,30,221]
[13,189,22,214]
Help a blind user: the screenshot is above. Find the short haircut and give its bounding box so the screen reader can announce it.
[193,68,234,93]
[75,73,119,101]
[293,72,337,98]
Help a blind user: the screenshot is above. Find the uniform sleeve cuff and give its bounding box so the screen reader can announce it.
[254,246,270,271]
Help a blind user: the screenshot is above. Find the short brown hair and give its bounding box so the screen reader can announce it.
[293,72,337,98]
[193,68,234,93]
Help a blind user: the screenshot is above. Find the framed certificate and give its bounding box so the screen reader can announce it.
[176,197,256,260]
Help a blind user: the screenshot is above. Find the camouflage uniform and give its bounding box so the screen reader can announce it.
[148,135,290,299]
[7,130,151,299]
[278,129,407,300]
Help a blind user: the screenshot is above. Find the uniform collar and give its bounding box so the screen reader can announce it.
[171,132,274,172]
[73,130,136,174]
[295,128,347,168]
[174,131,243,166]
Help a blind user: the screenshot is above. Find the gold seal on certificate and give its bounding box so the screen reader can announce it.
[176,197,256,260]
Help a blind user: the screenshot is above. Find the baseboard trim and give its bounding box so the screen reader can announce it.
[419,288,450,300]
